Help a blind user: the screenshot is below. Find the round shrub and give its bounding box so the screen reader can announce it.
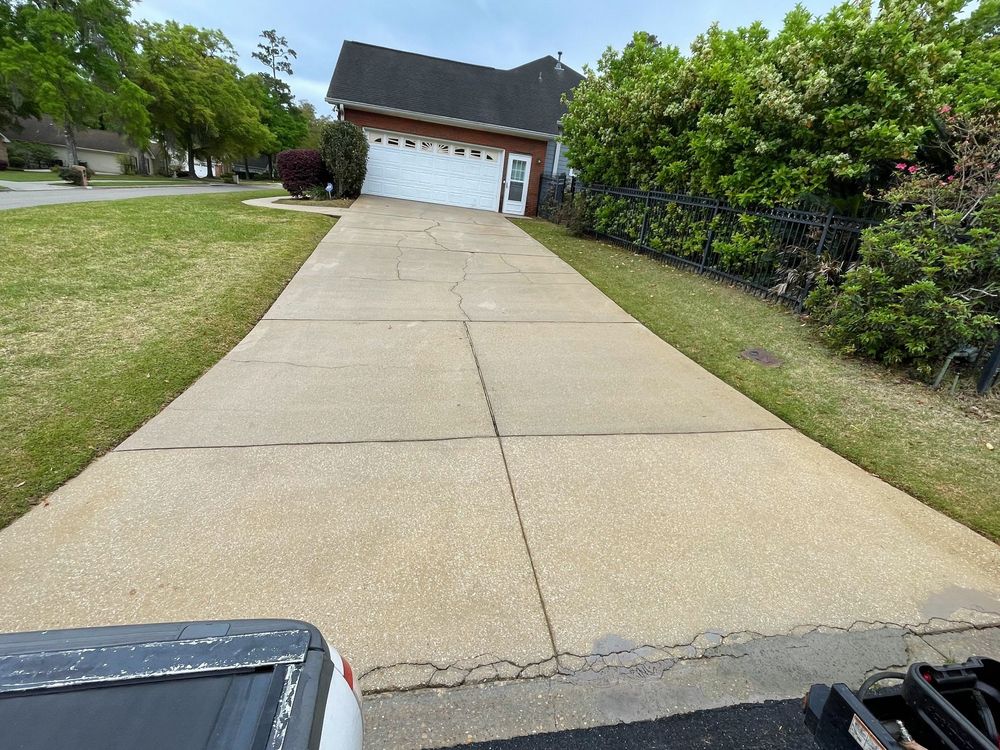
[276,149,327,197]
[808,197,1000,380]
[319,121,368,198]
[58,165,94,185]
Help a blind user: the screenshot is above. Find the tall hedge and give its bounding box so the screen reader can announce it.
[319,121,368,198]
[276,149,327,197]
[561,2,999,205]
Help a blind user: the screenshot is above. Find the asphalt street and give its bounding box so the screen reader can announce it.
[445,701,819,750]
[0,183,257,209]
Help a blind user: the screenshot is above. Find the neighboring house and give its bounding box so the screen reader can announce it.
[8,116,151,174]
[326,42,583,216]
[0,131,9,166]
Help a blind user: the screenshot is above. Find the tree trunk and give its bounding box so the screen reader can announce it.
[206,154,214,179]
[64,121,79,166]
[244,155,250,179]
[267,153,274,179]
[187,145,195,178]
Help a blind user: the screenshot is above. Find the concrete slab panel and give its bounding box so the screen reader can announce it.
[266,275,467,320]
[466,253,576,275]
[352,196,513,227]
[459,283,633,323]
[298,243,402,281]
[468,322,785,434]
[502,431,1000,655]
[0,439,554,675]
[120,321,493,448]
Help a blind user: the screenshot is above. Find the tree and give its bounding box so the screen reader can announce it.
[0,0,150,165]
[298,101,335,150]
[318,121,368,197]
[252,29,297,83]
[135,21,269,177]
[250,30,301,176]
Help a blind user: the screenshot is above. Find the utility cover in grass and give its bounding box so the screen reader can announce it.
[740,348,783,367]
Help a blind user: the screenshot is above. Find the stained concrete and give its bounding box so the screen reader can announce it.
[0,439,553,673]
[501,430,1000,655]
[468,322,786,435]
[119,320,493,449]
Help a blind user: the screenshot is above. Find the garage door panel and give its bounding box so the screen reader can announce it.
[362,130,503,211]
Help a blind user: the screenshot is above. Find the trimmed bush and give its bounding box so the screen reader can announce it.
[275,148,326,197]
[319,121,368,198]
[0,160,7,171]
[7,141,57,169]
[58,165,95,185]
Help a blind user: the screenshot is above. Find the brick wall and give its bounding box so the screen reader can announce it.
[343,108,549,216]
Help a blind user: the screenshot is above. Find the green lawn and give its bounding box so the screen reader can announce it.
[0,170,59,182]
[0,190,333,529]
[514,218,1000,541]
[0,170,230,186]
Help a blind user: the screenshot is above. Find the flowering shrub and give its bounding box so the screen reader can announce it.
[275,149,327,197]
[561,2,998,205]
[808,113,1000,379]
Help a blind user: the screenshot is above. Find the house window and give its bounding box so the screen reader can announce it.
[386,136,399,147]
[485,152,496,161]
[470,149,482,159]
[420,141,433,151]
[404,139,416,149]
[437,143,450,155]
[368,133,383,144]
[453,147,466,157]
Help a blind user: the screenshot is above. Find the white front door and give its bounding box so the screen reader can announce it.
[502,154,531,215]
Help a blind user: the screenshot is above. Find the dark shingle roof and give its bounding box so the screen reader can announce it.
[327,42,584,137]
[11,116,131,153]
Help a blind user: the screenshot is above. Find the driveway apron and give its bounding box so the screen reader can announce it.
[2,196,999,691]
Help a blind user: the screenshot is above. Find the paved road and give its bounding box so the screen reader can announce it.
[445,700,818,750]
[0,183,256,209]
[1,196,999,712]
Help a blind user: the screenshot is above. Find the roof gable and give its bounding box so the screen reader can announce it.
[10,116,131,153]
[327,42,584,137]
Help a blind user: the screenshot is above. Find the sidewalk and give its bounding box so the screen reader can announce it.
[1,196,998,705]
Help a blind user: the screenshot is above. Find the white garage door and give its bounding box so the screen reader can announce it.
[361,130,503,211]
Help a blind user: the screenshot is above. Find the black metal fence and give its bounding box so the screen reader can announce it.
[536,175,999,395]
[537,176,880,310]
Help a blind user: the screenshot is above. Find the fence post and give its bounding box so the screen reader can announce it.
[638,192,651,248]
[977,337,1000,395]
[699,200,722,273]
[798,206,836,311]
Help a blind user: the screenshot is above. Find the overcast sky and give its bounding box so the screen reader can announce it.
[132,0,841,112]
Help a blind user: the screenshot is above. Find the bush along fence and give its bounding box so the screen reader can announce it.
[536,175,1000,395]
[538,175,880,310]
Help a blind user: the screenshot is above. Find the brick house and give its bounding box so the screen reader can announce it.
[325,42,582,216]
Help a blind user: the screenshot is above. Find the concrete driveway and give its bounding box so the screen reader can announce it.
[2,196,999,697]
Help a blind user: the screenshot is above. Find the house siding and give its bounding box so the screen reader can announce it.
[343,108,549,216]
[543,140,571,177]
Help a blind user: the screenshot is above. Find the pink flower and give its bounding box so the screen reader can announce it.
[895,163,907,170]
[939,104,952,114]
[908,165,919,174]
[947,175,955,182]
